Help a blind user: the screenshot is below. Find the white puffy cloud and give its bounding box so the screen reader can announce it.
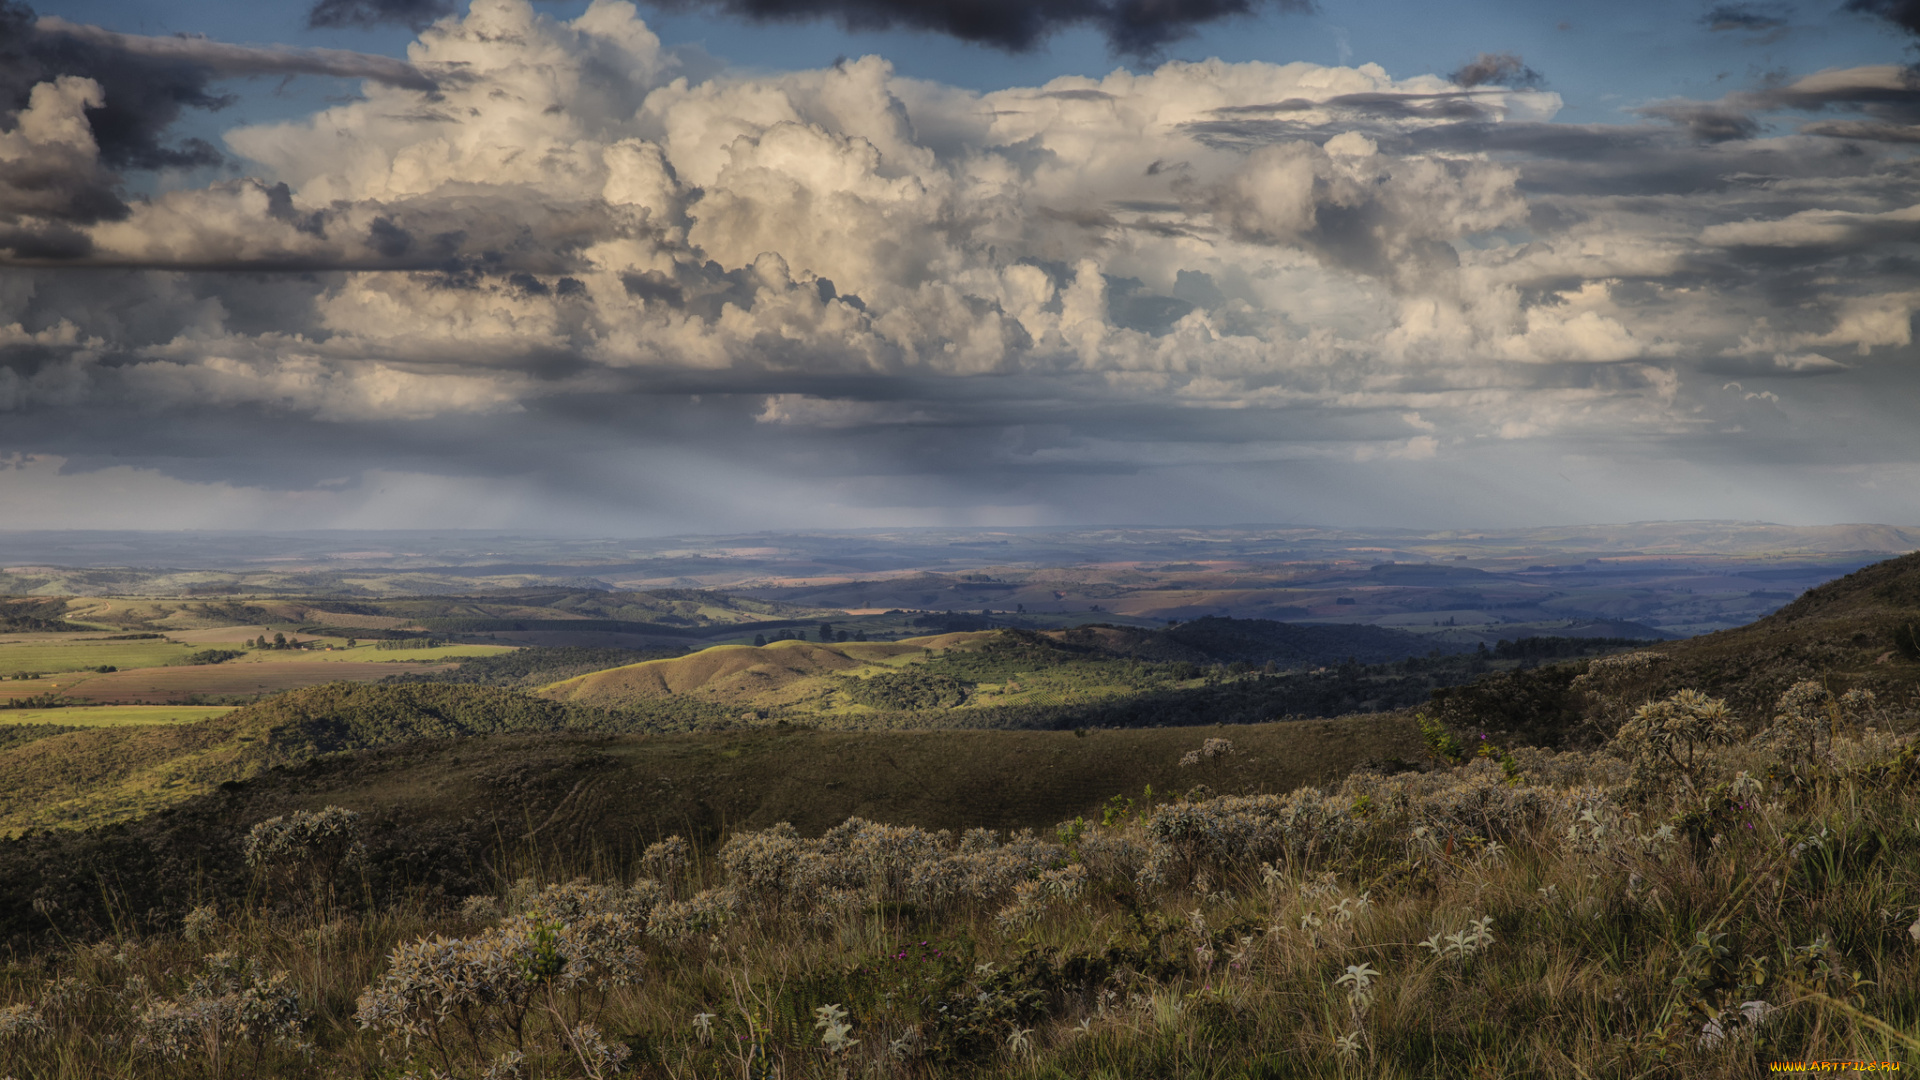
[3,0,1919,527]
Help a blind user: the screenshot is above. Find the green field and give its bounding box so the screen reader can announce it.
[0,706,234,727]
[0,638,196,676]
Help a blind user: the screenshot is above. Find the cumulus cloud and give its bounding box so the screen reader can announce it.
[2,0,1919,528]
[1,1,437,177]
[0,76,121,259]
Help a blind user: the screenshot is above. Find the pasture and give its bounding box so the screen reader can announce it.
[0,706,233,727]
[0,637,196,676]
[45,660,463,703]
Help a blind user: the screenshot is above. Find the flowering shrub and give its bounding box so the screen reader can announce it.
[134,951,308,1077]
[646,888,739,942]
[354,928,540,1070]
[718,822,808,915]
[1340,759,1551,845]
[1144,789,1360,885]
[242,806,366,902]
[715,819,1066,922]
[0,1002,46,1049]
[358,871,662,1074]
[1754,681,1881,773]
[1179,738,1236,767]
[181,903,221,943]
[642,835,690,892]
[1571,651,1669,739]
[1610,689,1735,801]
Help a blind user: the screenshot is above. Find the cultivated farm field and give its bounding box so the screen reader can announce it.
[43,659,465,703]
[0,636,198,676]
[0,706,235,726]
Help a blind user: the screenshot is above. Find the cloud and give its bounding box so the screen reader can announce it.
[1700,5,1788,33]
[308,0,459,31]
[639,0,1316,57]
[1449,52,1542,89]
[1,0,437,181]
[1635,99,1763,142]
[33,18,439,91]
[1634,65,1920,145]
[1205,133,1524,288]
[2,0,1919,529]
[756,393,932,426]
[0,76,122,259]
[1846,0,1920,39]
[1699,203,1920,248]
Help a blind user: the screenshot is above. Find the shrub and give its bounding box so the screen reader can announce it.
[1178,737,1235,766]
[1571,650,1669,740]
[1893,621,1920,662]
[1609,688,1735,801]
[243,806,366,903]
[135,951,308,1077]
[1143,789,1360,886]
[1754,680,1877,774]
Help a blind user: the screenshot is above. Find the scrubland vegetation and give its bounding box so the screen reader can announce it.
[0,669,1914,1077]
[0,553,1917,1076]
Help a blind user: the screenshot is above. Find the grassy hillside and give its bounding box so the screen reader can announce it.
[540,635,983,708]
[0,683,637,835]
[541,625,1638,733]
[0,555,1918,1076]
[0,651,1914,1077]
[379,645,686,689]
[1427,551,1920,753]
[0,597,88,632]
[0,713,1423,947]
[0,632,1544,836]
[1643,549,1920,709]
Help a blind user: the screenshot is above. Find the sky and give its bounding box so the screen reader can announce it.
[2,0,1920,534]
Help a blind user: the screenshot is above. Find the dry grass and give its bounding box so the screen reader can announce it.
[540,635,992,708]
[0,710,1914,1079]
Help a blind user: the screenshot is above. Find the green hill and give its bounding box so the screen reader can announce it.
[0,683,633,835]
[0,713,1422,949]
[1573,548,1920,717]
[1425,550,1920,750]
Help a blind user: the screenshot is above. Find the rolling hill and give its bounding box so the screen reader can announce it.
[1594,548,1920,716]
[0,683,635,834]
[0,714,1425,949]
[539,634,988,709]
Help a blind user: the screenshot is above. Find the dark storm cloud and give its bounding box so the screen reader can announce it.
[1181,91,1500,150]
[308,0,459,31]
[0,2,436,174]
[1635,100,1763,141]
[1449,52,1543,89]
[1623,66,1920,146]
[639,0,1314,56]
[1846,0,1920,38]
